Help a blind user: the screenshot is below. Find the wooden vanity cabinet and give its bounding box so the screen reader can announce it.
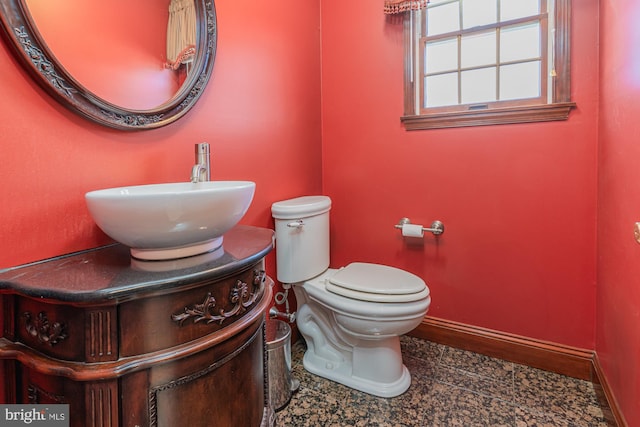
[0,225,275,427]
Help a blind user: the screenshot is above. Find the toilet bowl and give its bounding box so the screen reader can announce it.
[272,196,431,397]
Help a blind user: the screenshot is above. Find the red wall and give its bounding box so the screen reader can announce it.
[0,0,322,271]
[598,1,640,424]
[320,0,599,349]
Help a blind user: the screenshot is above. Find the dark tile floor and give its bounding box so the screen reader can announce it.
[276,336,613,426]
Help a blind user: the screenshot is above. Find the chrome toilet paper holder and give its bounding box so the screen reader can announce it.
[394,217,445,236]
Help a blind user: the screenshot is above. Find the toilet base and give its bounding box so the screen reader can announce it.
[301,345,412,398]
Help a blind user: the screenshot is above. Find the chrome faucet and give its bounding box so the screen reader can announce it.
[190,142,210,183]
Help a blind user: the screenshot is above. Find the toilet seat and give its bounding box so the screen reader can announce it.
[326,262,429,303]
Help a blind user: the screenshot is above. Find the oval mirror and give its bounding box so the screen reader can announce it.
[0,0,216,130]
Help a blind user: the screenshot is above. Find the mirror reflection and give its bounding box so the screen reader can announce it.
[0,0,215,129]
[26,0,197,110]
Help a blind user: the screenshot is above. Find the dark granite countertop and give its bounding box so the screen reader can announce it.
[0,225,274,304]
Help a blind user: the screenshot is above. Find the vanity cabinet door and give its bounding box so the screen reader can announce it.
[120,315,266,427]
[19,366,119,427]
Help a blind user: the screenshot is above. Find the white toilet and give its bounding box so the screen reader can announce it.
[271,196,431,397]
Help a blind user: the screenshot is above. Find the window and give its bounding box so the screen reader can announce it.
[401,0,575,130]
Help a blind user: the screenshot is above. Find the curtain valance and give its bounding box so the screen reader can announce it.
[166,0,197,69]
[383,0,428,15]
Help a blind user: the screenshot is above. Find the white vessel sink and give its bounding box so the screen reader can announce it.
[85,181,255,260]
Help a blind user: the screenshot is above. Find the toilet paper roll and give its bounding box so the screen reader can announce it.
[402,223,424,238]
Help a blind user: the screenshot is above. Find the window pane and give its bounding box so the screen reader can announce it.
[425,38,458,74]
[461,31,496,68]
[500,61,541,100]
[462,0,497,29]
[500,23,540,63]
[425,73,458,107]
[427,2,460,36]
[461,67,496,104]
[500,0,540,22]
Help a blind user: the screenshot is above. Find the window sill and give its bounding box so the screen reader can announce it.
[400,102,576,130]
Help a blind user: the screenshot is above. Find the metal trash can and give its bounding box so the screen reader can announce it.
[266,319,299,411]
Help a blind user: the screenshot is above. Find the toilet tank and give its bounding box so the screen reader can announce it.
[271,196,331,284]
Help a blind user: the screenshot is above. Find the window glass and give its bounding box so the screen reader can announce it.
[461,68,496,104]
[500,61,541,100]
[462,0,497,29]
[461,31,496,68]
[420,0,546,108]
[425,38,458,74]
[501,0,540,21]
[425,73,458,108]
[500,23,541,63]
[427,2,460,36]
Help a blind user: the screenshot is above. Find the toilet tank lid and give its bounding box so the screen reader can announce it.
[329,262,427,295]
[271,196,332,219]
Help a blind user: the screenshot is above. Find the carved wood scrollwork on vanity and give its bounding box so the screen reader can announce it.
[171,269,266,326]
[23,311,68,346]
[27,384,67,404]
